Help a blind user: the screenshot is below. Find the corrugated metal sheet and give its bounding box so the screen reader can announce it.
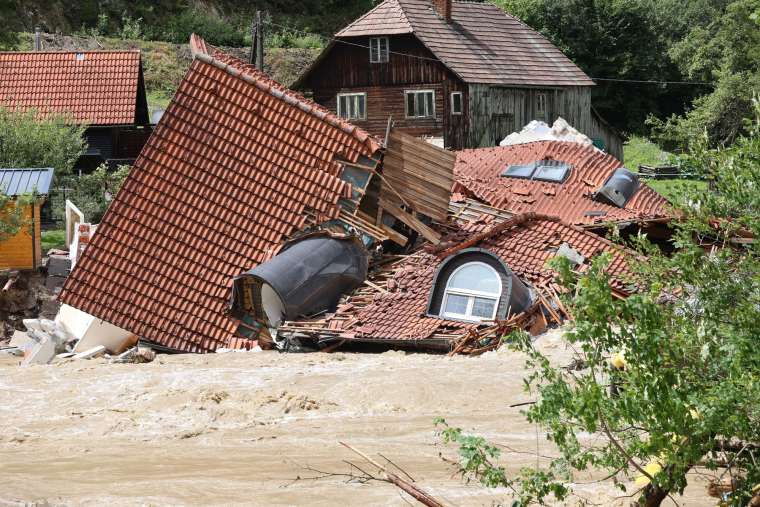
[0,51,142,125]
[0,168,54,196]
[381,128,455,221]
[454,141,671,226]
[59,38,381,354]
[336,0,594,87]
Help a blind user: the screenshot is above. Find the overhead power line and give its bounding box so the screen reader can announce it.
[264,20,715,87]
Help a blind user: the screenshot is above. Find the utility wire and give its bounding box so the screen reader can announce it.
[264,20,715,87]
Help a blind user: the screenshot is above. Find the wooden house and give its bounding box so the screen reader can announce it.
[0,50,151,173]
[0,168,54,270]
[295,0,623,159]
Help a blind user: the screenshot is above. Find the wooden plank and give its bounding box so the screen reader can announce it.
[380,192,448,222]
[340,209,408,246]
[383,152,454,190]
[387,134,457,166]
[381,177,451,207]
[389,129,457,163]
[382,201,442,245]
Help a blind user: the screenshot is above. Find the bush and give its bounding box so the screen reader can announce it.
[266,28,323,49]
[0,108,86,179]
[161,9,246,46]
[119,13,144,40]
[53,164,130,224]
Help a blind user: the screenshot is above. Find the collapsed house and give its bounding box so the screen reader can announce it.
[57,36,455,354]
[277,211,635,353]
[55,37,663,356]
[454,134,672,233]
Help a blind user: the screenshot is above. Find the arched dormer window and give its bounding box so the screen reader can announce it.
[441,262,502,321]
[427,249,535,323]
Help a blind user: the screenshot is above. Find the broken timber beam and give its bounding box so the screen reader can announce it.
[382,201,442,245]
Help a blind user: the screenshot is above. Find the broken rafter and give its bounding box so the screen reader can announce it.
[382,201,442,245]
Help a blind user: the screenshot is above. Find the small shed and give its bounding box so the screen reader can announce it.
[0,168,54,270]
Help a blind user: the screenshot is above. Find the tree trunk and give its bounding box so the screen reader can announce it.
[640,484,670,507]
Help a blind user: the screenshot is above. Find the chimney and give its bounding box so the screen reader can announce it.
[431,0,452,22]
[34,27,41,51]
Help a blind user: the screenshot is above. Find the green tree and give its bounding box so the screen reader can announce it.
[61,163,130,223]
[493,0,703,135]
[0,108,86,178]
[650,0,760,148]
[438,103,760,506]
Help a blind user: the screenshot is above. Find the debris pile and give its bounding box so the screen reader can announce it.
[0,316,151,366]
[40,37,667,358]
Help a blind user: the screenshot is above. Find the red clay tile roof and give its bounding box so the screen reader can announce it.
[0,50,144,125]
[454,141,671,226]
[319,213,634,343]
[336,0,594,87]
[59,39,381,353]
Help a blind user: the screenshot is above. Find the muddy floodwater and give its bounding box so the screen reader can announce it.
[0,330,713,506]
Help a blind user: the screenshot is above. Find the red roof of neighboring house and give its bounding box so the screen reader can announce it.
[0,50,146,126]
[59,37,381,353]
[333,0,593,87]
[454,141,671,226]
[312,213,634,344]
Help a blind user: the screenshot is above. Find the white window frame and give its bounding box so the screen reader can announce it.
[337,92,367,121]
[536,92,547,121]
[450,92,463,115]
[441,262,502,322]
[369,37,389,63]
[404,89,436,119]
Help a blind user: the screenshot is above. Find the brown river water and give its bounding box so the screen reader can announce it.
[0,329,714,506]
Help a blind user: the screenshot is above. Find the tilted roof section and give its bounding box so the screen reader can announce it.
[454,141,671,226]
[0,168,54,196]
[336,0,594,87]
[311,213,634,344]
[59,37,381,353]
[0,50,143,125]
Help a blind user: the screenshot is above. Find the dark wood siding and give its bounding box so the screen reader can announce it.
[305,34,468,149]
[306,35,449,89]
[316,83,446,140]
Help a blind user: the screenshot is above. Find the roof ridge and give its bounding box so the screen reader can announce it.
[336,0,411,37]
[189,35,381,154]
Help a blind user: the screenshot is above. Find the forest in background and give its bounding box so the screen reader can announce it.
[1,0,758,150]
